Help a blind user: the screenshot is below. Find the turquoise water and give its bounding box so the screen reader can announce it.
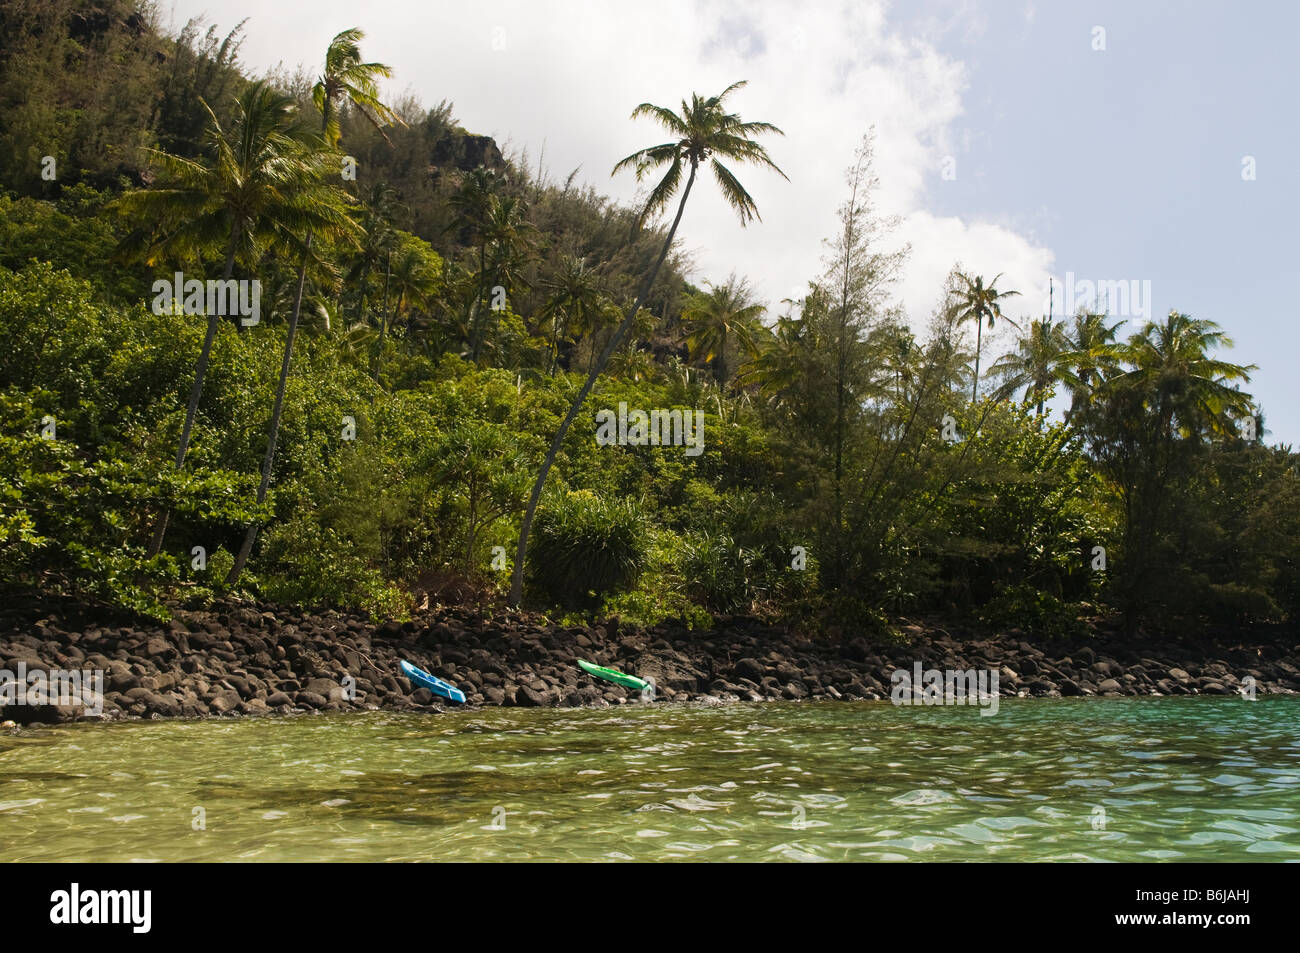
[1,697,1297,861]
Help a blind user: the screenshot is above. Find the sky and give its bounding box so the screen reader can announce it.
[161,0,1300,444]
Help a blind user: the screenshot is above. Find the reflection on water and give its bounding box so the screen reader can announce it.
[1,697,1297,861]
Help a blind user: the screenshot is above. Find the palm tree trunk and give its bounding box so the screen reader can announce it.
[226,234,312,585]
[508,162,698,605]
[146,226,240,558]
[972,316,984,403]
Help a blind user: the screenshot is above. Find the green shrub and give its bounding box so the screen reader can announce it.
[681,532,754,613]
[259,514,411,621]
[596,529,714,629]
[529,490,647,605]
[979,583,1088,639]
[1201,582,1280,625]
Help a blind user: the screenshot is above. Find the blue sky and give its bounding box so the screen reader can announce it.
[900,0,1298,443]
[163,0,1299,443]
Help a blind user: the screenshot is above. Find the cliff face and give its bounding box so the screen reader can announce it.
[430,132,506,175]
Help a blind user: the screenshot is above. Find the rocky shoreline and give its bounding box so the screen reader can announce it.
[1,595,1297,724]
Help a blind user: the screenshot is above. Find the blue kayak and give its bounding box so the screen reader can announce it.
[400,660,467,704]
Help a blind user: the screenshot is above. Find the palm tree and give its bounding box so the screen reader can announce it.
[682,274,766,388]
[538,255,607,374]
[226,29,394,585]
[120,81,338,558]
[507,81,786,604]
[224,169,359,587]
[881,323,916,401]
[311,27,402,147]
[472,194,536,362]
[736,312,807,409]
[1116,310,1255,439]
[990,316,1070,415]
[450,166,500,357]
[954,272,1020,402]
[1059,311,1124,419]
[336,182,401,383]
[1088,311,1255,630]
[388,235,442,332]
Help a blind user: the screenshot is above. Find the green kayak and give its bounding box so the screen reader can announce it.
[577,659,651,693]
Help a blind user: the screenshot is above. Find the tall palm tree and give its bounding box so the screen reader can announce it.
[224,170,359,587]
[312,27,402,147]
[682,275,766,388]
[227,29,394,585]
[120,81,339,558]
[954,272,1020,402]
[507,81,786,604]
[990,316,1070,416]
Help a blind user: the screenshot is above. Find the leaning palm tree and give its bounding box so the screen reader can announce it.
[507,81,786,604]
[954,272,1020,402]
[682,274,766,388]
[119,81,337,558]
[226,30,395,585]
[223,152,361,586]
[990,316,1070,416]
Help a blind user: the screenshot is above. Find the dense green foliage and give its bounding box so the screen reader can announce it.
[2,1,1297,638]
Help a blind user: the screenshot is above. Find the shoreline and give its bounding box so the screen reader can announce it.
[2,596,1297,724]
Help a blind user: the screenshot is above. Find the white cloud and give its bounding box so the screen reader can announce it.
[164,0,1054,337]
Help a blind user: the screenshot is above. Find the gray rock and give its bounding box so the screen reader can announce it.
[516,685,553,707]
[209,689,241,713]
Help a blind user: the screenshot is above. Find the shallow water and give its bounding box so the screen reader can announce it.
[1,697,1298,861]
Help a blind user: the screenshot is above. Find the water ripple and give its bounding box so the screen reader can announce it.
[0,697,1297,861]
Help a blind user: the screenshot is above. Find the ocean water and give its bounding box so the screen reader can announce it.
[1,696,1297,862]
